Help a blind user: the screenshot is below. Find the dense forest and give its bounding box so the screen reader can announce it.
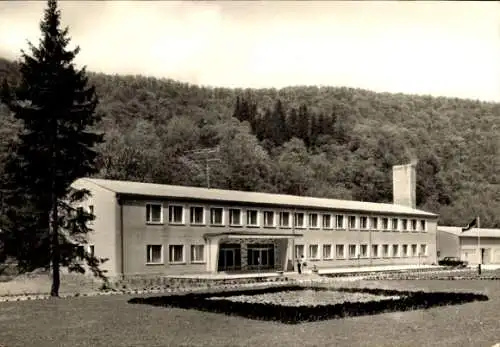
[1,56,500,227]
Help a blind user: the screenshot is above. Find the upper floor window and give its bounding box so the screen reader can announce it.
[336,215,344,229]
[229,209,242,226]
[146,203,163,224]
[322,214,332,229]
[348,216,356,229]
[294,213,305,228]
[402,219,408,231]
[420,220,426,232]
[360,216,368,229]
[382,218,389,230]
[168,205,184,224]
[392,218,398,231]
[279,212,291,227]
[411,219,417,231]
[210,208,224,225]
[309,213,319,228]
[246,210,258,227]
[190,206,204,225]
[263,211,275,227]
[370,217,378,230]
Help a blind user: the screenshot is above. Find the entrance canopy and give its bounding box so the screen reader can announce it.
[203,231,304,240]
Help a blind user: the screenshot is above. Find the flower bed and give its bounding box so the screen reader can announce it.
[207,289,400,307]
[128,285,488,324]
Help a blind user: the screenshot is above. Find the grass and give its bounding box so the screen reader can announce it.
[0,280,500,347]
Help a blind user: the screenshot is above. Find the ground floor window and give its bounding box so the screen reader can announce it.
[382,244,389,257]
[371,244,379,258]
[348,244,357,258]
[146,245,163,264]
[190,245,204,262]
[169,245,184,263]
[247,244,274,269]
[336,245,345,259]
[420,244,427,256]
[323,244,333,259]
[360,244,368,258]
[295,245,305,258]
[309,244,319,259]
[402,245,408,257]
[411,244,418,257]
[392,244,399,257]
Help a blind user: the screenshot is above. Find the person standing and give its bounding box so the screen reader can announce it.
[296,257,302,274]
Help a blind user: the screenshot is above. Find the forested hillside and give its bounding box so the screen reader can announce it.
[1,57,500,227]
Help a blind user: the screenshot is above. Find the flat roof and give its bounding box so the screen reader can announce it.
[438,226,500,238]
[78,178,438,218]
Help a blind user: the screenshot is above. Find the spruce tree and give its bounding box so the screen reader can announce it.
[0,0,106,296]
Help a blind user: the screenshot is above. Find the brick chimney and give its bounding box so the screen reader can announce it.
[392,161,417,209]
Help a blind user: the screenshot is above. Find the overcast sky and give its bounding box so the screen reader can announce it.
[0,1,499,101]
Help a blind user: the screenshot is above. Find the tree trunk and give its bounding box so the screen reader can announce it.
[50,194,60,297]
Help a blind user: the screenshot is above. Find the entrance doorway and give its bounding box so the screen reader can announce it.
[218,244,241,271]
[247,244,275,271]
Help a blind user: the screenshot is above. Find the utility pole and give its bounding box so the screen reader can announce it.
[182,147,221,188]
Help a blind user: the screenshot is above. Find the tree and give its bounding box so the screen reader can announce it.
[0,0,106,296]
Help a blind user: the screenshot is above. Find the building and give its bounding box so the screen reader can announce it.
[437,226,500,265]
[72,162,438,279]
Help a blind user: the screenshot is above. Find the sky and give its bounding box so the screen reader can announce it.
[0,1,499,101]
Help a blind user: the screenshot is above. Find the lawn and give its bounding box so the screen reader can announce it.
[0,280,499,347]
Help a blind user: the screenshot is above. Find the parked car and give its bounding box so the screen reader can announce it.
[438,256,468,267]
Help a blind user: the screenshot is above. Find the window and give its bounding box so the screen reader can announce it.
[411,219,417,231]
[146,203,163,224]
[360,216,368,229]
[210,208,224,225]
[360,244,368,258]
[76,245,85,260]
[190,245,204,262]
[146,245,163,264]
[411,244,418,256]
[263,211,275,227]
[402,244,408,257]
[382,218,389,230]
[294,213,305,228]
[382,244,389,257]
[392,244,399,257]
[190,207,204,225]
[348,216,356,229]
[420,220,426,232]
[348,244,357,258]
[402,219,408,231]
[336,215,344,229]
[168,205,184,224]
[336,245,345,258]
[88,245,95,258]
[323,244,333,259]
[392,218,398,231]
[169,245,184,263]
[295,245,305,258]
[371,217,378,230]
[371,244,379,258]
[322,214,332,229]
[309,213,319,228]
[420,244,427,256]
[229,209,242,226]
[279,212,291,227]
[88,205,94,215]
[246,210,258,226]
[309,245,319,259]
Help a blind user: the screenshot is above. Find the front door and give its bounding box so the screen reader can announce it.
[481,248,491,265]
[218,244,241,271]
